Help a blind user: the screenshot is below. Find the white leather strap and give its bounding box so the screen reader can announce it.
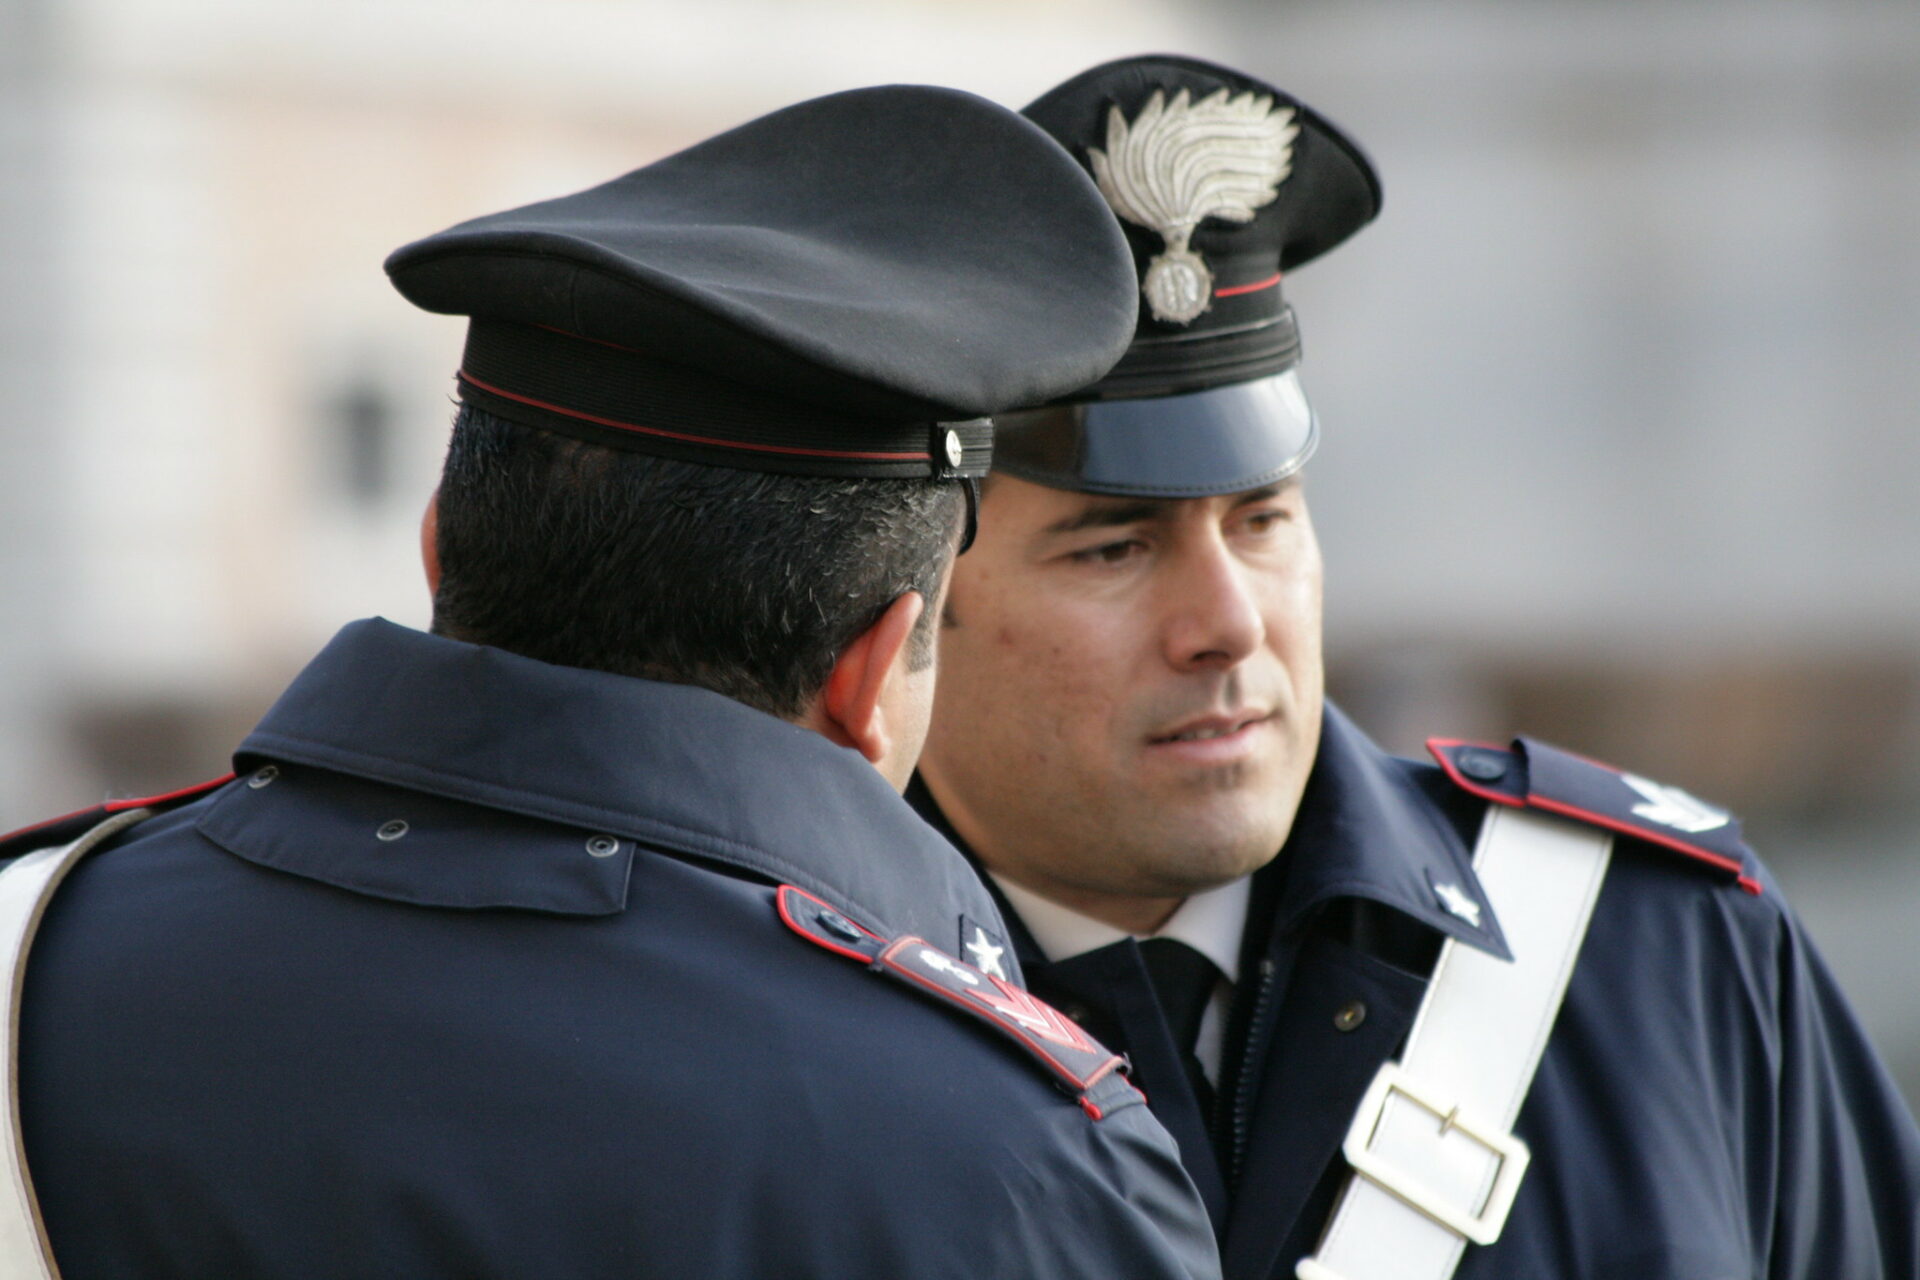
[1297,806,1613,1280]
[0,808,153,1280]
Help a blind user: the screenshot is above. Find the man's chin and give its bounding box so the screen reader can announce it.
[1129,810,1292,888]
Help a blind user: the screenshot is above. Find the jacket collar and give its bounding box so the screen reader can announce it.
[908,702,1508,965]
[1266,703,1509,959]
[237,618,1005,944]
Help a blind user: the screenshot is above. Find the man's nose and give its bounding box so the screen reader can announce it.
[1160,537,1265,672]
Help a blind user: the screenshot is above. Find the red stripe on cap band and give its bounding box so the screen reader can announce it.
[534,323,650,358]
[458,372,933,463]
[1213,273,1282,299]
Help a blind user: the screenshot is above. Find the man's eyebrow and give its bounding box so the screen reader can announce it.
[1229,478,1299,508]
[1039,478,1302,537]
[1041,500,1170,537]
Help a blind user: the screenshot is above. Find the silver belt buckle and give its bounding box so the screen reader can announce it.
[1340,1061,1531,1245]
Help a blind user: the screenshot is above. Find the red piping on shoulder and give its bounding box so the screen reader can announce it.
[1080,1076,1150,1121]
[1524,793,1761,894]
[1426,740,1762,896]
[1,773,234,846]
[107,773,235,813]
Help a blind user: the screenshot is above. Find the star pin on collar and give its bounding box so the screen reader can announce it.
[1433,881,1483,929]
[962,920,1009,979]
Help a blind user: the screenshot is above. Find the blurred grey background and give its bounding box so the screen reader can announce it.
[3,0,1916,1106]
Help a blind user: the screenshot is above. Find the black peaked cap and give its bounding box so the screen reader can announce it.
[996,55,1381,496]
[386,85,1139,480]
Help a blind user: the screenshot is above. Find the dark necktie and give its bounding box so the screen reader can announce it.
[1138,937,1221,1116]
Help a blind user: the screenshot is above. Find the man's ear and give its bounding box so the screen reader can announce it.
[818,591,925,764]
[420,491,442,596]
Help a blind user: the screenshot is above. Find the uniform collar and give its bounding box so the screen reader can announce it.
[236,618,1005,944]
[907,701,1509,964]
[1269,703,1510,960]
[991,872,1249,982]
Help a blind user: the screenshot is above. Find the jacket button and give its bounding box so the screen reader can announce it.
[1458,749,1508,782]
[376,820,409,842]
[817,910,864,943]
[585,835,621,858]
[247,765,279,790]
[1333,1000,1367,1032]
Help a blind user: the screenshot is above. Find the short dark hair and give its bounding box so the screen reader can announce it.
[431,402,961,719]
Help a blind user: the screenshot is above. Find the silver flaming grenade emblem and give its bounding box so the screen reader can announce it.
[1088,88,1297,325]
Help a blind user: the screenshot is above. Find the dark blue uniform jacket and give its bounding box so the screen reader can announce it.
[911,704,1920,1280]
[16,619,1219,1280]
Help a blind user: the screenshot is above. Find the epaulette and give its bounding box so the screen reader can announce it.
[0,774,235,862]
[775,884,1145,1120]
[1428,737,1762,896]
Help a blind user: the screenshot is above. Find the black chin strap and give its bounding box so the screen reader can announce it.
[958,477,981,554]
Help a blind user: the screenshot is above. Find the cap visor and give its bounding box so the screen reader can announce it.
[995,371,1318,497]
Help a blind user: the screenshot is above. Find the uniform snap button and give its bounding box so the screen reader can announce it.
[816,911,864,943]
[1458,749,1508,782]
[585,835,621,858]
[247,765,279,789]
[1333,1000,1368,1032]
[376,820,410,842]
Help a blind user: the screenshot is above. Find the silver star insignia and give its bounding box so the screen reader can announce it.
[964,926,1007,980]
[1433,881,1483,928]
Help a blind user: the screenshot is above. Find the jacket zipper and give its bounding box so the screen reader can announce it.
[1227,954,1278,1190]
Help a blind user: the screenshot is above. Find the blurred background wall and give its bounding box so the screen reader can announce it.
[3,0,1916,1104]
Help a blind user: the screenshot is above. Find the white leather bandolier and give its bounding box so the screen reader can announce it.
[0,808,154,1280]
[1296,805,1614,1280]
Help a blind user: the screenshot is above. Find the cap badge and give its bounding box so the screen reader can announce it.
[1088,88,1297,325]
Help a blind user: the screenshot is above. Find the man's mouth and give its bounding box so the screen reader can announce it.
[1148,712,1271,746]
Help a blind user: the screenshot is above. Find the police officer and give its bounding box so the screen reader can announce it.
[2,86,1220,1279]
[912,55,1920,1279]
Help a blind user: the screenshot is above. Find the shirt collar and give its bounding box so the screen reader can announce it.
[991,872,1250,981]
[237,618,1006,945]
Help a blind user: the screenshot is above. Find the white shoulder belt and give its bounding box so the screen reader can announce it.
[1297,805,1614,1280]
[0,808,155,1280]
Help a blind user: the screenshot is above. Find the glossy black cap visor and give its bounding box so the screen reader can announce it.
[991,371,1317,497]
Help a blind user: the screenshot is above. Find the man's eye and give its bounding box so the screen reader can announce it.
[1242,507,1293,534]
[1070,539,1144,566]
